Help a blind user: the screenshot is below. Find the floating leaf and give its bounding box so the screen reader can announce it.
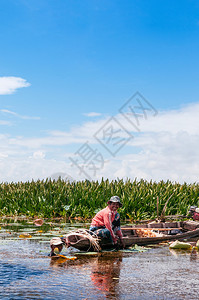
[19,233,32,239]
[75,252,99,256]
[18,228,36,232]
[39,240,50,243]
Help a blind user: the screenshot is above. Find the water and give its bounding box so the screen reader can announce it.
[1,218,199,299]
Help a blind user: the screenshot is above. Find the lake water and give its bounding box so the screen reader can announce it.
[0,217,199,299]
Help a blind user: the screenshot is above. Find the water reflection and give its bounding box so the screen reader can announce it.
[169,247,199,261]
[190,248,198,261]
[90,256,122,298]
[50,254,122,298]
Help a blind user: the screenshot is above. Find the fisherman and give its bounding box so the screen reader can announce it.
[89,196,124,248]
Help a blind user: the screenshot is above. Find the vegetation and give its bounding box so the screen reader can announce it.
[0,178,199,220]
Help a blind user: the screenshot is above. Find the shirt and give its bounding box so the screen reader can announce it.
[91,206,123,242]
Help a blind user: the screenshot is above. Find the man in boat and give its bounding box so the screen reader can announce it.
[89,196,124,248]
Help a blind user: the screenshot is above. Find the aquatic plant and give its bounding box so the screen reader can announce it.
[0,178,199,220]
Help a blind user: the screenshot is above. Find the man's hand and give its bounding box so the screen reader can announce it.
[113,236,118,244]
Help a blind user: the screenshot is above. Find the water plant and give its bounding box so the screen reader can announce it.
[0,178,199,220]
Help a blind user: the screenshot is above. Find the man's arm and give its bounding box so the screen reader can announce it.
[104,211,117,243]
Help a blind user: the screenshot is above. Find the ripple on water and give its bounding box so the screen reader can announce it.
[0,263,46,286]
[1,219,199,299]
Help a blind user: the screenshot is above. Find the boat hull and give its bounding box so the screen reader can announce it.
[65,220,199,251]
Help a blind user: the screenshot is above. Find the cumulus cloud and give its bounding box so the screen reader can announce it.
[0,76,30,95]
[0,102,199,183]
[99,131,199,184]
[32,151,46,159]
[69,102,199,183]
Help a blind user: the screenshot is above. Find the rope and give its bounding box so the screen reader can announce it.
[64,229,101,252]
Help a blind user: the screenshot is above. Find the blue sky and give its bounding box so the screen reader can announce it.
[0,0,199,183]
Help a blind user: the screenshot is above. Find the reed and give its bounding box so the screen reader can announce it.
[0,178,198,220]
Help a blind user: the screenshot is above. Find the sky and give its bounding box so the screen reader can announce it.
[0,0,199,183]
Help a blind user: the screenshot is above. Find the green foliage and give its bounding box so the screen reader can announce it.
[0,178,199,220]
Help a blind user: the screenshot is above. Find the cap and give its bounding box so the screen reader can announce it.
[50,237,63,246]
[107,196,122,207]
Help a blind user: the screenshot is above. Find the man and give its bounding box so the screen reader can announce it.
[89,196,124,248]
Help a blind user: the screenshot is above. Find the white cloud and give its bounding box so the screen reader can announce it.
[0,102,199,183]
[32,151,46,159]
[101,131,199,184]
[83,112,102,117]
[0,76,30,95]
[119,102,199,135]
[0,109,40,120]
[0,120,11,125]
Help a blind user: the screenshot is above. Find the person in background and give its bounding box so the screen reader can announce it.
[89,196,124,248]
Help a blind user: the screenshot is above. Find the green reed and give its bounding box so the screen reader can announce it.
[0,178,199,220]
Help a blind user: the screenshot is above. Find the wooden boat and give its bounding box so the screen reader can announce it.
[65,220,199,251]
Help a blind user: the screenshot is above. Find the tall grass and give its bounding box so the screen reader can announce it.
[0,178,199,220]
